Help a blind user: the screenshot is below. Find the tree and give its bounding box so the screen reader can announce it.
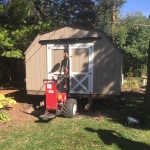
[144,41,150,111]
[0,0,48,83]
[0,0,129,84]
[114,12,150,76]
[60,0,97,27]
[95,0,126,32]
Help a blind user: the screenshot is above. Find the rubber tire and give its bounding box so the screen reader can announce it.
[62,99,77,118]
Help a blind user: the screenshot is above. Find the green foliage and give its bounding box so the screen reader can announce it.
[0,94,16,122]
[114,12,150,76]
[1,50,23,58]
[0,27,14,50]
[0,94,16,109]
[61,0,97,27]
[96,0,126,32]
[122,76,139,90]
[0,0,54,83]
[0,113,10,122]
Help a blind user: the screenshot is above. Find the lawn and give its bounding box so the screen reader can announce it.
[0,95,150,150]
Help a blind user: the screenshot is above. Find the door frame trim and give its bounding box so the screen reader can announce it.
[47,44,67,79]
[69,43,94,94]
[47,43,94,94]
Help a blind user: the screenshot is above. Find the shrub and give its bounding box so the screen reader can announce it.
[0,94,16,122]
[122,77,139,90]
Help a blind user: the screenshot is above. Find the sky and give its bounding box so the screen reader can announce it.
[120,0,150,17]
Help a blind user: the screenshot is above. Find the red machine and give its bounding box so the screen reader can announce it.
[45,79,66,110]
[40,53,77,119]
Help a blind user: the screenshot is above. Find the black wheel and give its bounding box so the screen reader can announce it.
[62,99,77,118]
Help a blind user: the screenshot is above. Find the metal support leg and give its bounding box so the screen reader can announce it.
[85,96,93,111]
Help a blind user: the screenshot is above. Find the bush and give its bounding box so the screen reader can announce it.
[122,77,139,90]
[0,94,16,122]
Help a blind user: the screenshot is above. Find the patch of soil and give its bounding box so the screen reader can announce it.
[0,86,146,129]
[0,103,36,128]
[0,89,44,129]
[0,88,110,128]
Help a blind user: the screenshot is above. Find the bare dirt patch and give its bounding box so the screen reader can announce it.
[0,89,42,129]
[0,89,110,128]
[0,103,35,128]
[0,86,146,129]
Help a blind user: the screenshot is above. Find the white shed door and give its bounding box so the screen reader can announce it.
[47,43,93,94]
[47,44,67,79]
[69,44,93,94]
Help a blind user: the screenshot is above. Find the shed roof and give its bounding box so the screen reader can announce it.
[25,24,122,54]
[39,24,103,35]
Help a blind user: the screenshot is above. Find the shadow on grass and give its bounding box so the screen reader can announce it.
[110,91,150,130]
[85,127,150,150]
[34,119,52,123]
[87,90,150,130]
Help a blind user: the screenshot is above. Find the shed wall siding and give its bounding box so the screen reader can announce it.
[113,47,122,94]
[93,36,121,95]
[25,26,122,96]
[25,43,47,92]
[40,27,101,41]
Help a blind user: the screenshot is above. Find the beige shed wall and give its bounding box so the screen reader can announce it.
[25,26,122,96]
[25,39,47,93]
[39,26,101,40]
[93,35,122,95]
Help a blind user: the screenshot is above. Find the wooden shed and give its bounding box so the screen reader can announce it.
[25,24,122,99]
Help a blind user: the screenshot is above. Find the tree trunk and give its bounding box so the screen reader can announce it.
[144,41,150,111]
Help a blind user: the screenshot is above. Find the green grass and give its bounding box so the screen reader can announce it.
[0,97,150,150]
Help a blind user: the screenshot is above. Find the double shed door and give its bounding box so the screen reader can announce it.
[47,44,93,94]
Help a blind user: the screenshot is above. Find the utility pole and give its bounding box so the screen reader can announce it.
[111,4,116,42]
